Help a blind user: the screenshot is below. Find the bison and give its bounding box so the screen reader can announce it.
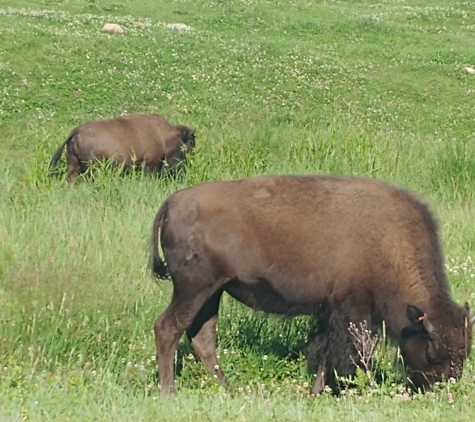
[150,175,474,395]
[50,113,195,181]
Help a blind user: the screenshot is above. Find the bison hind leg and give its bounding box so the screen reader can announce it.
[154,286,222,395]
[66,155,82,182]
[186,291,229,387]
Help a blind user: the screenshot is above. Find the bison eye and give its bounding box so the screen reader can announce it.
[426,352,444,365]
[425,341,445,365]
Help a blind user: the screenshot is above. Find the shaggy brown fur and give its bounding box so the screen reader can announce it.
[50,113,195,181]
[150,175,473,395]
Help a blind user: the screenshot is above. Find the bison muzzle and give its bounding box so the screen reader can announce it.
[50,113,195,181]
[150,175,474,395]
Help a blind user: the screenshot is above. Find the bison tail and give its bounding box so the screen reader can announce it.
[151,201,169,279]
[49,133,73,172]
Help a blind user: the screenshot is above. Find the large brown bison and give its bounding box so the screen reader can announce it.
[50,113,195,181]
[150,175,474,395]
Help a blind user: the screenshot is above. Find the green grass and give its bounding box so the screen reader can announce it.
[2,0,475,420]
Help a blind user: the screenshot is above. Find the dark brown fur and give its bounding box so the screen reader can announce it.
[50,113,195,181]
[150,175,473,395]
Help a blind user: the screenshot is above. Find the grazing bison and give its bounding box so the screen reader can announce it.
[50,113,195,181]
[150,175,474,395]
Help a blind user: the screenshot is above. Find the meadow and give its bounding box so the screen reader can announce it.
[1,0,475,420]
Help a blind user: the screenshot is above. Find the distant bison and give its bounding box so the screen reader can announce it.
[50,113,195,181]
[151,175,474,395]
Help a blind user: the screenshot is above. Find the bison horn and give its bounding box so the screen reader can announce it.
[420,314,434,334]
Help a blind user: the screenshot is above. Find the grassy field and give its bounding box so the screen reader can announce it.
[1,0,475,420]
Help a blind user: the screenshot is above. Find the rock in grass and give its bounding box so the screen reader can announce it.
[103,23,125,34]
[166,23,193,31]
[464,66,475,75]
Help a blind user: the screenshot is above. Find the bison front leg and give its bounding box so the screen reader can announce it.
[307,331,330,396]
[308,310,369,395]
[144,159,162,176]
[311,360,327,396]
[163,151,186,176]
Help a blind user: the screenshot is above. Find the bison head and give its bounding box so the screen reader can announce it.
[399,303,474,390]
[181,128,196,153]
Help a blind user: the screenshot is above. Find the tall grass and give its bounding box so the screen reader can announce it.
[2,0,475,420]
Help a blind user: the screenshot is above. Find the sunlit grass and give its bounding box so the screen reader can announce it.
[2,0,475,420]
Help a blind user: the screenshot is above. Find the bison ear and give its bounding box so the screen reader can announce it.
[406,305,424,324]
[404,305,434,336]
